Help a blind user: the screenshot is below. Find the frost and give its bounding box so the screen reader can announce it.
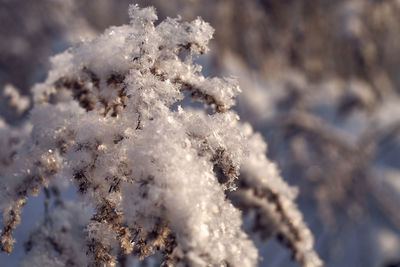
[3,84,30,115]
[0,4,320,267]
[20,198,90,267]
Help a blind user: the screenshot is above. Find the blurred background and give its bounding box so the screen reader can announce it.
[1,0,400,266]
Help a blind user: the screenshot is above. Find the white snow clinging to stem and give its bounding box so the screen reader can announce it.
[0,4,321,267]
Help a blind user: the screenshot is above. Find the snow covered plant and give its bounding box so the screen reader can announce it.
[0,5,321,267]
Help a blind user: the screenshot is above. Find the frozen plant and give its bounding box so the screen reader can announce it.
[20,187,90,267]
[0,4,321,267]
